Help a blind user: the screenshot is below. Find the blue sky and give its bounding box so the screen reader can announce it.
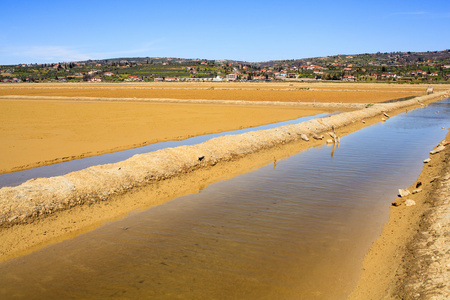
[1,0,449,65]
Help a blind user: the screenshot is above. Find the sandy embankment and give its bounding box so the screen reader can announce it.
[350,131,450,299]
[0,91,447,261]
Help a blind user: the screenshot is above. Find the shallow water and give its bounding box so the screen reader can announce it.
[0,113,330,188]
[0,100,449,299]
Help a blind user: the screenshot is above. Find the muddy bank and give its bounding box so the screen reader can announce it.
[349,131,450,299]
[0,92,447,230]
[398,139,450,299]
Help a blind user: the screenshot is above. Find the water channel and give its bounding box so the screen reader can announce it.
[0,100,449,299]
[0,113,331,188]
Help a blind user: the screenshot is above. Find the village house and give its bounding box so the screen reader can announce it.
[342,75,356,81]
[381,73,397,79]
[184,77,206,82]
[226,74,238,81]
[164,77,180,82]
[127,75,143,81]
[103,72,115,76]
[89,76,104,82]
[252,76,267,81]
[411,70,427,76]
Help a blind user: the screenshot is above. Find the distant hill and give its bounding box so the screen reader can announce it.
[258,49,450,68]
[77,49,450,68]
[2,50,450,83]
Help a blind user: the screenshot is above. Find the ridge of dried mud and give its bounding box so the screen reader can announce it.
[0,92,447,229]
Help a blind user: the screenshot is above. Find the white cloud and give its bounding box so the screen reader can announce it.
[0,40,166,64]
[0,45,92,64]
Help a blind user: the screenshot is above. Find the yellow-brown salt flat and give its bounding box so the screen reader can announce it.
[0,85,449,299]
[0,82,441,174]
[0,98,330,174]
[0,82,426,103]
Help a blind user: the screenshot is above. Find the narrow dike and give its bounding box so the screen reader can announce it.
[0,92,447,228]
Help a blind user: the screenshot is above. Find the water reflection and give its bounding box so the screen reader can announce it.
[0,100,448,299]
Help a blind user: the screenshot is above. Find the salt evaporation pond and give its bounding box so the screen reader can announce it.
[0,113,330,188]
[0,100,448,299]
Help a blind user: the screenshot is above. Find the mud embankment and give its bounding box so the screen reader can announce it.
[397,140,450,299]
[0,92,448,228]
[350,131,450,299]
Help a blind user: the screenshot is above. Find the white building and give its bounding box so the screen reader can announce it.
[226,74,238,81]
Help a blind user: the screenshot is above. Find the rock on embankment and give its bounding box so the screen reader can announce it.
[0,92,447,227]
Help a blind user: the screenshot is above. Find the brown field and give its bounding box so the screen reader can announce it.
[0,83,448,298]
[0,81,437,103]
[0,98,330,174]
[1,82,447,174]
